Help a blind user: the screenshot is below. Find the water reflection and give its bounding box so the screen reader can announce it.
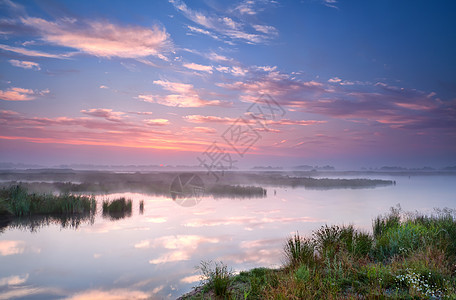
[102,210,132,221]
[0,175,454,299]
[0,213,95,233]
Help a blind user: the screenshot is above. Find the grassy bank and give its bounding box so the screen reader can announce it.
[180,207,456,299]
[0,185,96,217]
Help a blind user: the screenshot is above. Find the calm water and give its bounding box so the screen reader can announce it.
[0,175,455,299]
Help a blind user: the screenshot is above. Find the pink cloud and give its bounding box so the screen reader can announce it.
[8,59,40,70]
[0,44,70,58]
[80,108,125,122]
[184,115,242,124]
[0,87,49,101]
[145,119,170,126]
[138,80,223,107]
[170,0,277,44]
[20,17,171,59]
[183,62,213,73]
[0,110,214,152]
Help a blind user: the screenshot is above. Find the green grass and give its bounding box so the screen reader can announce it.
[0,185,96,217]
[283,232,315,267]
[180,207,456,299]
[102,197,132,219]
[198,261,233,297]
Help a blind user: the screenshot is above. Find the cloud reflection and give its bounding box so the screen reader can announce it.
[65,288,149,300]
[138,235,220,264]
[0,240,25,256]
[0,286,64,300]
[184,216,321,228]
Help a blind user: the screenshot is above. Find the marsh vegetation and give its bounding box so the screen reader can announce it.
[180,207,456,299]
[0,185,96,217]
[102,197,132,220]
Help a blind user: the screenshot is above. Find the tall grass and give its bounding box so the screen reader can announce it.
[0,185,96,217]
[102,197,132,220]
[198,261,233,297]
[283,232,315,267]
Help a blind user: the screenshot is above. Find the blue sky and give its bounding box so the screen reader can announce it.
[0,0,455,168]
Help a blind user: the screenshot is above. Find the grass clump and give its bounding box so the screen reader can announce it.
[102,197,132,220]
[198,261,233,297]
[283,232,315,267]
[0,185,96,217]
[180,206,456,299]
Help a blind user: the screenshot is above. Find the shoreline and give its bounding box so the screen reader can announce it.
[178,207,456,299]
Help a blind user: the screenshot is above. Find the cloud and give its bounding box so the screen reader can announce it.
[80,108,125,122]
[215,65,249,76]
[0,44,70,58]
[18,17,172,59]
[328,77,341,83]
[187,25,220,40]
[216,65,454,132]
[0,110,214,152]
[252,24,278,35]
[183,62,213,73]
[206,51,231,62]
[323,0,338,9]
[0,86,49,101]
[145,118,170,126]
[138,80,223,107]
[184,115,240,124]
[292,82,456,130]
[0,274,29,286]
[234,0,277,15]
[9,59,40,70]
[190,126,217,134]
[267,119,326,126]
[235,0,258,15]
[184,114,322,128]
[170,0,277,44]
[218,70,325,101]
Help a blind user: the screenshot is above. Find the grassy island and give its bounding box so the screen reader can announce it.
[180,207,456,299]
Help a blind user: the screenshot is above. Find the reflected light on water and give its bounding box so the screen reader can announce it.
[0,175,455,298]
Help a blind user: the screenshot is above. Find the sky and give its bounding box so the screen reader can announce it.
[0,0,455,169]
